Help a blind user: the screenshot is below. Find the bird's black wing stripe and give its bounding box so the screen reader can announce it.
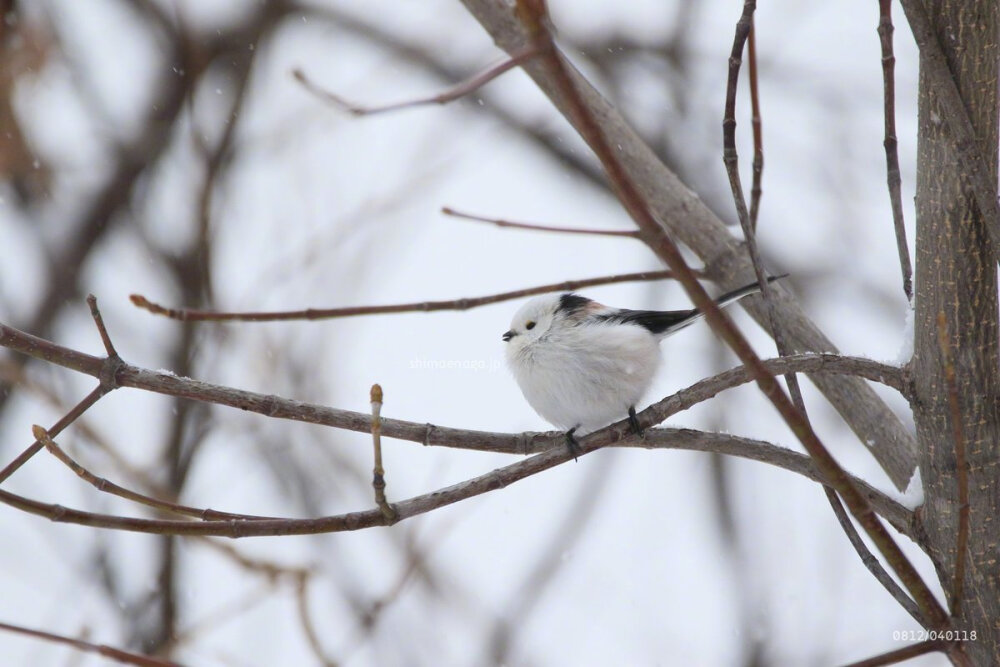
[557,293,593,316]
[599,309,696,335]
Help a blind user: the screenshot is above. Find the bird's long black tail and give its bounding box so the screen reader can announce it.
[606,274,788,337]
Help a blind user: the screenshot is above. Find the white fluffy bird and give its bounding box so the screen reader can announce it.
[503,277,784,453]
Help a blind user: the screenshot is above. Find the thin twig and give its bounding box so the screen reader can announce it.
[0,620,179,667]
[442,206,640,238]
[370,384,395,521]
[0,295,124,484]
[0,358,152,484]
[128,270,693,322]
[747,18,763,230]
[32,424,279,521]
[840,639,945,667]
[87,293,118,357]
[293,44,539,116]
[822,486,925,625]
[514,0,950,632]
[723,0,808,418]
[722,4,939,639]
[936,312,969,617]
[0,385,107,484]
[722,0,757,244]
[726,8,917,625]
[877,0,913,301]
[722,0,809,449]
[300,2,608,191]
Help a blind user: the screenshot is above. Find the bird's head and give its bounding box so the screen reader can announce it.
[503,292,594,353]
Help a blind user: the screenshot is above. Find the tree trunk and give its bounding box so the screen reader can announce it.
[912,0,1000,662]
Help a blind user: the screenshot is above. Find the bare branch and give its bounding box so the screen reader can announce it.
[877,0,914,301]
[747,17,763,229]
[0,385,107,484]
[0,319,914,536]
[841,639,945,667]
[723,14,897,626]
[0,620,179,667]
[724,8,919,630]
[0,294,125,483]
[634,429,912,535]
[86,293,118,358]
[442,206,641,238]
[720,18,911,636]
[0,320,911,452]
[822,487,925,625]
[721,0,807,426]
[294,1,608,189]
[0,426,911,539]
[722,0,757,243]
[128,270,690,322]
[293,44,539,116]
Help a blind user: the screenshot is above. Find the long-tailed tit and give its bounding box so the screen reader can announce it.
[503,276,785,455]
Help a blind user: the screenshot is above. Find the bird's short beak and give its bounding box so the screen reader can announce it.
[502,330,515,342]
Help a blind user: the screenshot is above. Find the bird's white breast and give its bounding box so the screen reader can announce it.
[506,321,661,433]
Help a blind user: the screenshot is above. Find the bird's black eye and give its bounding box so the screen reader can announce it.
[525,321,536,330]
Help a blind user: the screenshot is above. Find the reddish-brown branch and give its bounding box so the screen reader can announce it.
[841,639,946,667]
[442,206,641,238]
[0,620,179,667]
[878,0,914,301]
[128,270,690,322]
[293,45,538,116]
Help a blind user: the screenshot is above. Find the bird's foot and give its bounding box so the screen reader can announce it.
[628,406,644,438]
[565,427,582,461]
